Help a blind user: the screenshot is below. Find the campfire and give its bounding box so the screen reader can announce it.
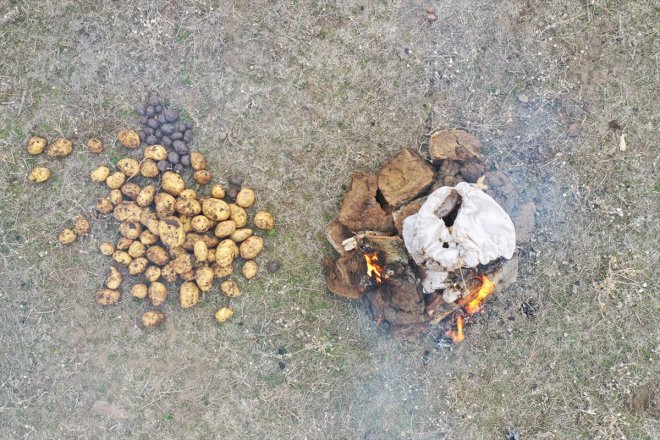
[324,130,535,340]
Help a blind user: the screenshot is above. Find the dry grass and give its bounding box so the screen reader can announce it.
[0,1,658,439]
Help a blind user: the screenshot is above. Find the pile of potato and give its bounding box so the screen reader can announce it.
[87,132,275,328]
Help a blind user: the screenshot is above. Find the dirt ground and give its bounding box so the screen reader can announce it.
[0,1,657,439]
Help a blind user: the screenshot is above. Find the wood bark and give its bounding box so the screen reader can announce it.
[377,149,435,208]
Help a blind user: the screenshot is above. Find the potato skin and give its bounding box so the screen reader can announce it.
[190,151,207,170]
[119,221,142,239]
[236,188,255,208]
[140,159,160,178]
[161,262,178,282]
[117,158,140,177]
[175,198,201,216]
[172,253,194,275]
[159,217,185,248]
[106,172,126,190]
[131,284,148,299]
[180,281,200,308]
[146,245,170,266]
[191,215,211,233]
[58,228,77,244]
[214,220,236,238]
[47,137,73,157]
[240,236,264,259]
[26,136,48,155]
[116,237,134,251]
[182,233,219,251]
[194,241,208,262]
[96,197,114,214]
[221,281,241,298]
[144,145,168,161]
[112,250,132,266]
[229,204,248,228]
[142,310,165,327]
[87,138,103,153]
[73,215,91,236]
[214,307,234,323]
[148,282,168,306]
[219,239,239,258]
[144,266,161,282]
[230,228,252,243]
[212,263,233,278]
[195,266,214,292]
[99,242,115,255]
[139,230,158,246]
[128,241,146,258]
[117,129,140,149]
[109,189,123,205]
[202,198,230,222]
[210,184,225,199]
[29,167,51,183]
[254,211,275,230]
[96,289,120,305]
[193,170,212,185]
[161,171,185,196]
[105,266,122,290]
[155,193,176,218]
[242,260,258,280]
[121,182,141,200]
[114,202,142,222]
[128,257,149,275]
[215,246,234,267]
[90,166,110,182]
[136,185,156,207]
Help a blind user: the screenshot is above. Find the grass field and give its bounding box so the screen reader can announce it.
[0,1,657,439]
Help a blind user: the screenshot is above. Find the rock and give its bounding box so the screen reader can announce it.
[429,130,482,162]
[377,149,435,208]
[459,158,488,183]
[91,400,129,420]
[484,171,518,215]
[512,201,535,244]
[338,172,394,232]
[325,219,353,256]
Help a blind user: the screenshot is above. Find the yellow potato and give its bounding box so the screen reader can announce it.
[202,198,230,222]
[180,281,200,308]
[96,197,114,214]
[58,228,77,244]
[109,189,123,205]
[143,145,168,161]
[46,137,73,157]
[86,138,103,153]
[179,189,197,199]
[96,289,120,305]
[239,236,264,260]
[121,182,141,200]
[161,171,185,196]
[114,202,142,222]
[175,198,201,217]
[194,241,208,262]
[140,158,160,178]
[116,237,134,251]
[136,185,156,207]
[191,215,211,233]
[193,170,212,185]
[172,253,194,275]
[195,266,214,292]
[242,260,258,280]
[90,166,110,182]
[26,136,48,155]
[221,281,241,298]
[179,215,192,233]
[105,266,122,290]
[139,230,158,246]
[128,257,149,275]
[99,242,115,256]
[190,151,207,170]
[214,220,236,238]
[159,217,185,248]
[146,245,170,266]
[182,232,219,251]
[117,158,140,177]
[211,184,225,199]
[28,167,51,183]
[214,307,234,323]
[161,262,178,282]
[169,246,187,259]
[230,228,253,243]
[106,172,126,190]
[142,310,165,328]
[214,246,234,267]
[128,240,146,258]
[236,187,255,208]
[229,204,247,228]
[212,263,233,278]
[117,129,140,149]
[144,266,161,282]
[155,193,176,218]
[219,239,239,258]
[119,221,142,240]
[73,215,91,236]
[112,250,132,266]
[253,211,275,230]
[148,282,167,306]
[131,284,148,299]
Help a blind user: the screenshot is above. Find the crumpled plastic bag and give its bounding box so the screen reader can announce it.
[402,182,516,292]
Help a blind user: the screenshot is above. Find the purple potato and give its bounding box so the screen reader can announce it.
[139,115,148,124]
[225,185,239,201]
[155,105,163,114]
[144,127,155,136]
[185,121,193,129]
[171,131,183,140]
[180,154,190,166]
[148,95,160,106]
[146,106,155,116]
[183,129,193,143]
[146,135,159,145]
[155,129,163,138]
[157,160,170,172]
[173,141,189,155]
[164,109,179,123]
[137,104,147,116]
[173,163,184,173]
[162,136,172,147]
[158,114,167,124]
[147,118,159,129]
[229,175,244,186]
[176,122,186,132]
[161,123,175,135]
[168,151,180,164]
[138,130,147,142]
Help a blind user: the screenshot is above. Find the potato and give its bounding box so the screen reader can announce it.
[219,239,239,258]
[155,193,176,218]
[46,137,73,158]
[253,211,275,230]
[26,136,48,155]
[206,249,216,263]
[172,253,194,275]
[117,129,140,149]
[112,250,132,266]
[175,198,201,216]
[240,236,264,259]
[116,237,134,251]
[146,245,170,266]
[142,310,165,328]
[242,260,258,280]
[140,158,160,178]
[161,262,178,282]
[105,266,122,290]
[191,215,211,233]
[214,220,236,239]
[214,307,234,323]
[221,281,241,298]
[182,232,219,251]
[128,240,146,258]
[179,281,200,308]
[119,221,142,240]
[229,204,248,228]
[58,228,77,244]
[128,257,148,275]
[193,170,212,185]
[99,242,115,256]
[117,158,140,177]
[144,145,168,161]
[148,282,167,306]
[159,217,185,248]
[109,189,123,205]
[230,228,253,243]
[181,270,196,281]
[215,246,234,267]
[131,283,148,299]
[28,166,51,183]
[90,166,110,182]
[96,289,120,306]
[96,197,114,214]
[193,241,208,262]
[87,138,103,153]
[161,171,185,196]
[139,230,158,246]
[106,171,126,190]
[169,246,187,259]
[114,202,142,222]
[236,188,255,208]
[195,266,214,292]
[179,189,197,200]
[202,198,230,222]
[140,208,159,231]
[211,184,225,199]
[73,215,91,236]
[190,151,207,170]
[212,263,233,278]
[144,266,161,282]
[179,215,192,233]
[121,182,141,200]
[136,185,156,207]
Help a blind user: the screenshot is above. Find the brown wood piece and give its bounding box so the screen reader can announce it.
[338,172,394,232]
[377,149,435,208]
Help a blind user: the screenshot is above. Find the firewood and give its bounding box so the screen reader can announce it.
[338,173,394,232]
[377,149,435,208]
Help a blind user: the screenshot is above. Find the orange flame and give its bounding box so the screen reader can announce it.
[449,315,464,342]
[464,275,495,314]
[364,252,383,284]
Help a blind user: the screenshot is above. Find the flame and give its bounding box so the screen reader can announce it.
[364,252,383,284]
[464,275,495,314]
[449,315,464,342]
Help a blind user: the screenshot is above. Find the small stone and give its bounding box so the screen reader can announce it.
[517,93,529,103]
